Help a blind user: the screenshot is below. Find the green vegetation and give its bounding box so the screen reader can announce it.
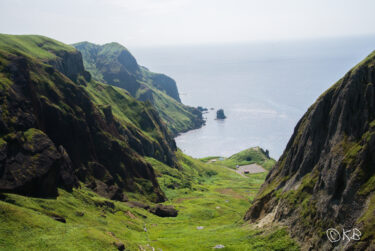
[0,34,75,60]
[0,34,298,250]
[145,87,203,135]
[214,146,276,170]
[0,33,176,201]
[278,171,320,226]
[0,153,298,250]
[357,193,375,248]
[73,41,203,135]
[23,128,41,142]
[84,80,157,140]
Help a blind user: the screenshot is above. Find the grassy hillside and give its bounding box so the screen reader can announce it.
[201,146,276,170]
[0,34,75,59]
[0,152,298,250]
[0,33,178,202]
[73,41,204,135]
[0,33,296,250]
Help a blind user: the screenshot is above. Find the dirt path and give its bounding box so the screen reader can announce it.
[229,164,266,177]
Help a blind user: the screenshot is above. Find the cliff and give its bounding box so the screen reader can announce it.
[73,41,203,135]
[244,51,375,250]
[0,34,181,202]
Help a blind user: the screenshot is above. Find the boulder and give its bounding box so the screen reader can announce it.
[0,129,78,197]
[113,242,125,251]
[149,204,178,217]
[50,215,66,223]
[216,109,226,119]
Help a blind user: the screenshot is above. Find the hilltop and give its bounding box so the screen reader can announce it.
[73,41,204,135]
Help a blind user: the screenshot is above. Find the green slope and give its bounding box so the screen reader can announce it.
[0,33,295,250]
[223,146,276,170]
[0,33,177,202]
[201,146,276,170]
[73,41,204,135]
[0,152,298,251]
[0,34,75,59]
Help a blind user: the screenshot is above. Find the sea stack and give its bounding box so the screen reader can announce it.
[216,109,226,119]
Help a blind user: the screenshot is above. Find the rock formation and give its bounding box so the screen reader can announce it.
[73,41,204,135]
[244,50,375,250]
[0,34,182,202]
[216,109,226,119]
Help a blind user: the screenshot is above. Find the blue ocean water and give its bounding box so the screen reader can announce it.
[132,35,375,159]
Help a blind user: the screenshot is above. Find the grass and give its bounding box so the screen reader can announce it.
[0,33,297,250]
[204,147,276,171]
[0,34,75,60]
[0,152,298,251]
[356,193,375,248]
[73,41,204,136]
[147,85,203,135]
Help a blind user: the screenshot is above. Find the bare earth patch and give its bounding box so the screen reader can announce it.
[234,164,266,177]
[215,188,245,199]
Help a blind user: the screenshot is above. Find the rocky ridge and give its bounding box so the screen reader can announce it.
[244,50,375,250]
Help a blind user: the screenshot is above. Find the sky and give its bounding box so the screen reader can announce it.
[0,0,375,47]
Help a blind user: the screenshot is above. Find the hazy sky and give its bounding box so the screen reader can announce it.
[1,0,375,47]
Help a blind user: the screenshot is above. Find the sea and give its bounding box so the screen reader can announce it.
[132,35,375,160]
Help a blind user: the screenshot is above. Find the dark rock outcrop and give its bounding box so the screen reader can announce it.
[197,106,208,112]
[73,42,140,96]
[216,109,226,119]
[244,51,375,250]
[0,129,78,197]
[47,50,91,83]
[113,242,125,251]
[149,204,178,217]
[50,214,66,223]
[147,72,181,102]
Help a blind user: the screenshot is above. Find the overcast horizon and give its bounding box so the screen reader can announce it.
[1,0,375,48]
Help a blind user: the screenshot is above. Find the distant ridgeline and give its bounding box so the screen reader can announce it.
[73,41,204,136]
[0,34,194,202]
[245,50,375,250]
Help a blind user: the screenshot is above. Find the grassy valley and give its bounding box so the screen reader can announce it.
[0,150,298,251]
[0,33,297,250]
[5,32,374,250]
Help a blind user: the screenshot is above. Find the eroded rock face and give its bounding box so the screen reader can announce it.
[0,36,172,202]
[244,51,375,250]
[0,129,77,197]
[48,50,91,83]
[148,73,181,102]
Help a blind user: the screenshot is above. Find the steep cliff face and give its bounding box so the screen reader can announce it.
[0,34,179,202]
[0,128,77,197]
[73,41,204,135]
[244,51,375,250]
[73,42,140,96]
[140,66,181,102]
